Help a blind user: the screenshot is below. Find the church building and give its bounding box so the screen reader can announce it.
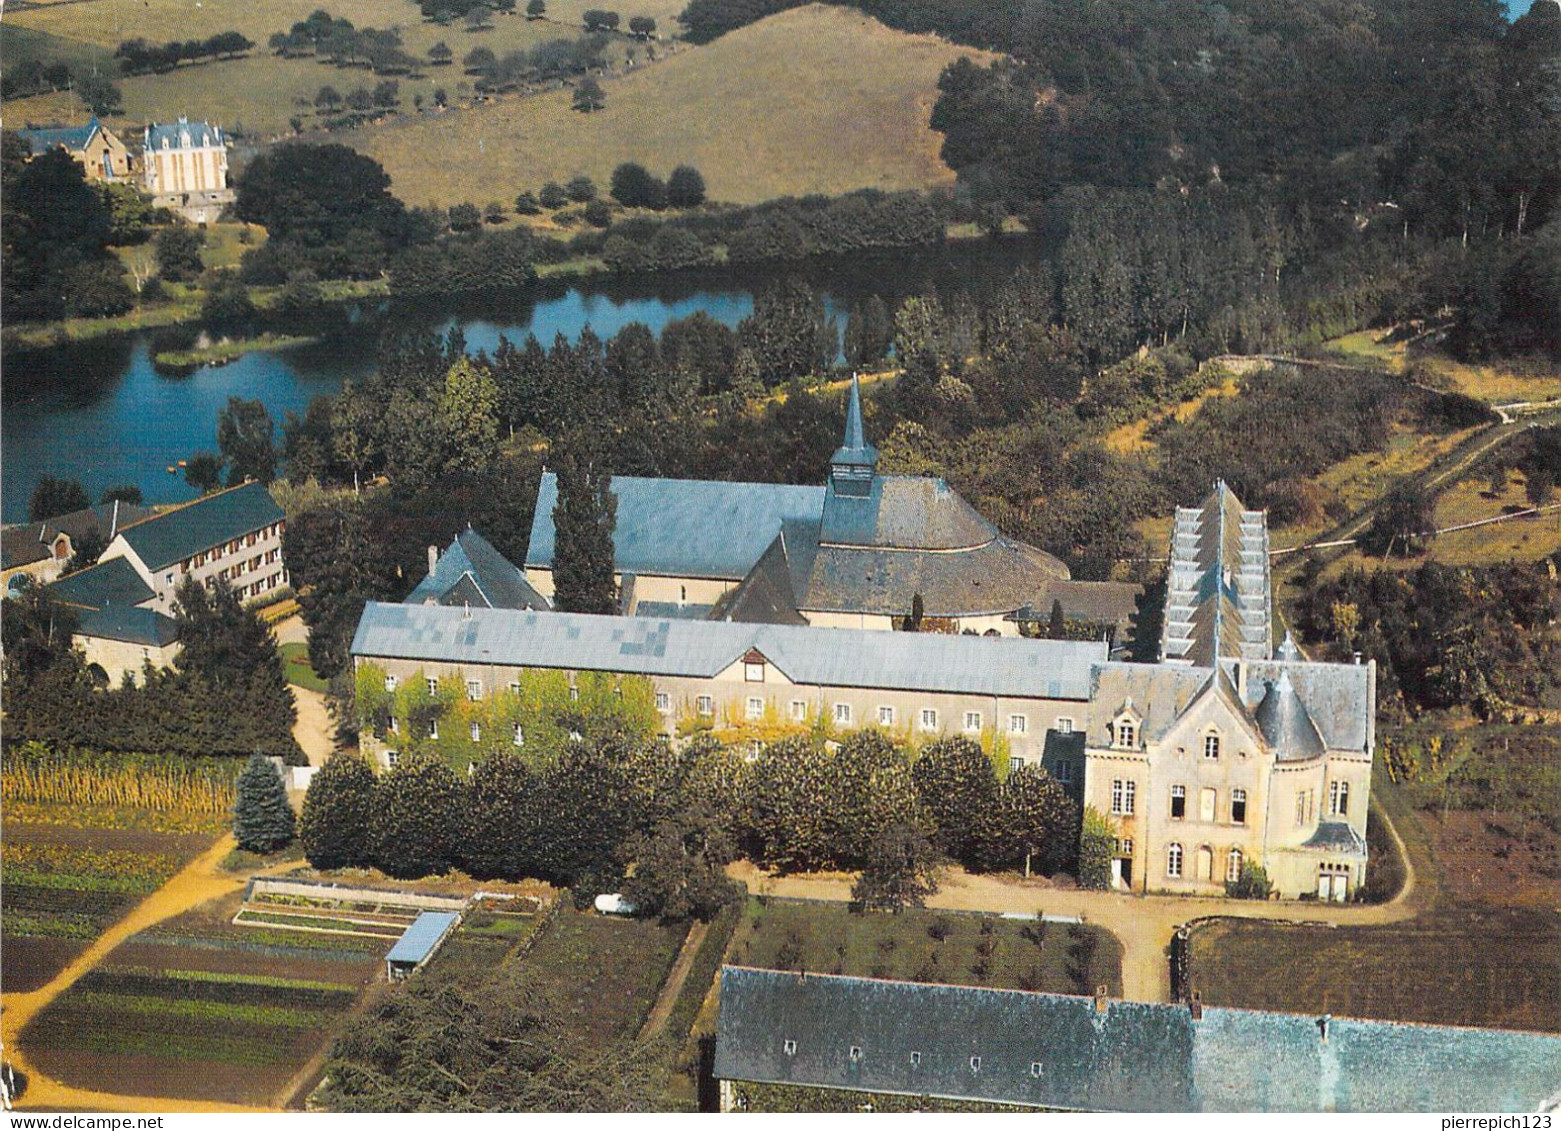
[524,378,1141,640]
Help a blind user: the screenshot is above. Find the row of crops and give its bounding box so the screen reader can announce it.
[2,742,240,818]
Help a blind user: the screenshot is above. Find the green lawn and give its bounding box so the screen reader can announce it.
[726,898,1123,996]
[279,641,328,693]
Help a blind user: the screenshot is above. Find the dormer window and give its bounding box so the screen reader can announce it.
[1114,720,1137,749]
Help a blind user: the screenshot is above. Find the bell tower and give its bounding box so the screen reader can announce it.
[829,375,878,498]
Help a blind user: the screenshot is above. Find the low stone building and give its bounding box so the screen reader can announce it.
[713,967,1561,1113]
[15,117,132,182]
[3,499,155,591]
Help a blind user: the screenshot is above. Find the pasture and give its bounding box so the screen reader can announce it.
[349,4,993,207]
[726,898,1124,996]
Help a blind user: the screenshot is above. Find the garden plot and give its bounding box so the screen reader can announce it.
[726,899,1124,995]
[233,893,421,939]
[1,821,213,993]
[23,892,384,1107]
[422,899,546,978]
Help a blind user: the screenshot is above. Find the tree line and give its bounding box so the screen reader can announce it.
[115,31,255,75]
[300,729,1081,910]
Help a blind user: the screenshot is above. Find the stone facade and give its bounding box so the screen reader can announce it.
[142,118,235,224]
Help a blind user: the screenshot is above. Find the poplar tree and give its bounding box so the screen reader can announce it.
[550,429,618,615]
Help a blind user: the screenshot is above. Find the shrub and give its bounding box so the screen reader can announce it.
[1077,806,1114,890]
[1225,861,1273,900]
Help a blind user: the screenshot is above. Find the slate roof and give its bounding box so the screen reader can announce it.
[145,118,225,150]
[351,602,1107,700]
[1253,670,1326,759]
[405,528,549,611]
[1160,482,1271,667]
[3,501,156,570]
[46,556,178,647]
[1301,820,1368,855]
[116,482,283,572]
[386,911,460,967]
[16,117,105,155]
[47,555,156,610]
[714,968,1561,1113]
[1007,581,1145,628]
[829,374,878,471]
[1084,658,1372,759]
[819,476,1001,550]
[525,473,825,580]
[75,604,182,648]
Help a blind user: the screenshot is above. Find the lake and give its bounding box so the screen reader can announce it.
[1,240,1037,521]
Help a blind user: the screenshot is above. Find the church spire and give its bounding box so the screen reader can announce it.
[829,375,878,497]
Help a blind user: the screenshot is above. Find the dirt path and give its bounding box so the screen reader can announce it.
[292,686,337,767]
[727,803,1420,1004]
[1,838,308,1113]
[638,920,710,1042]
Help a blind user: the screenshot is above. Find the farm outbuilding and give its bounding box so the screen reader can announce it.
[385,911,461,981]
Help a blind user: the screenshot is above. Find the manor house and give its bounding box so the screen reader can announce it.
[352,482,1376,901]
[524,378,1141,640]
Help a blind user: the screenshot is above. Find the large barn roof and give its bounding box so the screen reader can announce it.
[714,967,1561,1113]
[351,602,1107,700]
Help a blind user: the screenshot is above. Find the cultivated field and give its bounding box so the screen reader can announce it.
[1186,911,1559,1034]
[21,890,384,1107]
[727,899,1124,996]
[1,821,215,993]
[349,4,994,207]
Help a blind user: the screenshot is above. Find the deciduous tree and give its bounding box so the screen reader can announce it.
[301,753,377,868]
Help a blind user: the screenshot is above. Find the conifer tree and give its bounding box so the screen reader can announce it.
[550,429,618,615]
[300,752,376,869]
[371,754,466,878]
[234,753,296,852]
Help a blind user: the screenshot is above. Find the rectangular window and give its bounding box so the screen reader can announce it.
[655,691,671,714]
[963,711,982,733]
[790,700,807,721]
[878,706,895,727]
[470,721,481,742]
[508,681,521,696]
[568,685,580,702]
[1329,780,1349,816]
[746,696,764,720]
[1204,734,1221,760]
[513,723,524,746]
[1296,791,1309,826]
[389,717,400,735]
[1056,761,1074,784]
[1199,787,1217,823]
[426,678,438,696]
[466,679,483,701]
[1170,785,1186,820]
[697,695,714,717]
[1117,721,1137,748]
[744,661,765,683]
[1055,717,1074,734]
[919,708,938,731]
[385,675,398,692]
[1231,788,1248,824]
[1114,838,1134,856]
[428,720,439,740]
[385,750,399,768]
[1008,714,1027,735]
[1009,756,1024,775]
[834,702,853,725]
[1110,779,1136,815]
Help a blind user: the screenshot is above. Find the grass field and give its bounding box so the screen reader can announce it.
[279,641,329,693]
[1186,910,1559,1033]
[22,890,384,1106]
[1326,330,1561,404]
[3,0,683,140]
[727,899,1123,996]
[0,818,215,993]
[349,4,994,207]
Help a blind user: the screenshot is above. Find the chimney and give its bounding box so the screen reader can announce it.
[1094,985,1109,1015]
[427,545,439,577]
[1188,992,1203,1021]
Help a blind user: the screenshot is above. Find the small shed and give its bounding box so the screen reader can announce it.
[385,911,460,981]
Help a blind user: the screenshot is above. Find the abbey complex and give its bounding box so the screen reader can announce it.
[352,381,1376,901]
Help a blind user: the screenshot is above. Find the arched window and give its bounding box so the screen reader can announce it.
[1167,843,1184,878]
[1226,846,1244,883]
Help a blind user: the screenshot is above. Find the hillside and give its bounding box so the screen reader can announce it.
[347,4,995,207]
